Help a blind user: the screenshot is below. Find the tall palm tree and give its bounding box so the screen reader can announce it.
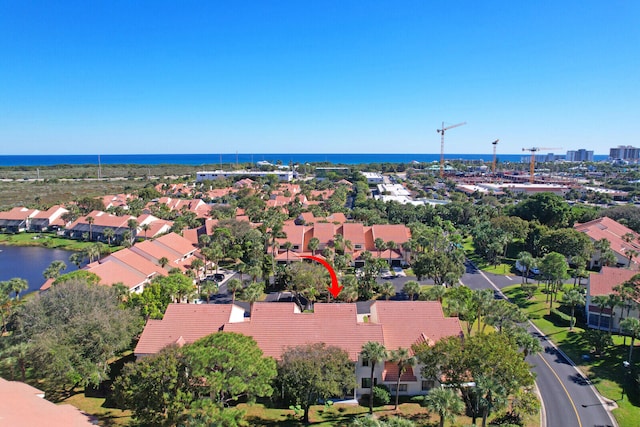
[380,282,396,300]
[283,241,294,263]
[562,288,585,330]
[69,252,85,268]
[516,251,535,284]
[389,347,416,410]
[403,281,420,301]
[226,278,243,304]
[86,216,94,241]
[591,295,608,330]
[241,283,264,313]
[427,285,447,303]
[141,223,151,240]
[103,227,115,246]
[620,317,640,364]
[8,278,28,300]
[308,237,320,256]
[386,240,397,266]
[43,260,67,280]
[606,293,621,333]
[375,238,386,259]
[473,289,494,333]
[423,387,464,427]
[201,281,219,303]
[360,341,388,414]
[127,218,138,244]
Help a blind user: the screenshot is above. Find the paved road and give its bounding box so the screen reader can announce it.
[471,263,617,427]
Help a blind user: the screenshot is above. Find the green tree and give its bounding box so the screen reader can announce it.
[379,282,396,300]
[539,252,569,312]
[11,280,142,390]
[113,345,192,426]
[226,278,244,304]
[510,192,571,228]
[186,332,277,406]
[52,270,101,286]
[240,283,264,313]
[201,280,219,303]
[516,251,535,284]
[43,260,67,280]
[7,277,28,299]
[127,281,173,320]
[277,343,355,423]
[389,347,416,410]
[591,295,609,330]
[360,341,388,414]
[562,288,585,330]
[620,317,640,363]
[402,281,420,301]
[423,387,464,427]
[308,237,320,256]
[103,227,115,245]
[69,251,85,268]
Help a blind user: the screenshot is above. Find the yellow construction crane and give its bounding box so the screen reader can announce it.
[437,121,466,177]
[521,147,561,184]
[491,139,499,174]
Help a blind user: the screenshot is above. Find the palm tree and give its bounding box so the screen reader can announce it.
[103,227,115,246]
[282,241,294,263]
[380,282,396,300]
[516,251,535,284]
[360,341,388,414]
[226,278,243,303]
[386,240,397,266]
[43,260,67,280]
[562,288,585,330]
[423,387,464,427]
[69,252,85,268]
[606,293,621,333]
[620,317,640,364]
[626,249,639,268]
[308,237,320,256]
[389,347,416,410]
[591,295,608,330]
[427,285,447,303]
[201,281,219,303]
[241,283,264,313]
[86,216,94,241]
[127,218,138,244]
[375,238,386,259]
[473,289,494,333]
[158,256,170,269]
[141,223,151,240]
[8,278,28,300]
[403,281,420,301]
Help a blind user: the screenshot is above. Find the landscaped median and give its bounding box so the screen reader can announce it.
[502,283,640,427]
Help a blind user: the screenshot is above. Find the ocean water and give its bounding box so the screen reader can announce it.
[0,153,608,167]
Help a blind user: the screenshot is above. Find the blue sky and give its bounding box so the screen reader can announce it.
[1,1,638,155]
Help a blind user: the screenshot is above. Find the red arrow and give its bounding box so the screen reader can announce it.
[300,255,343,298]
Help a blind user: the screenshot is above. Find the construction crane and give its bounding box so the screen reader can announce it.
[521,147,562,184]
[437,121,466,178]
[491,139,499,174]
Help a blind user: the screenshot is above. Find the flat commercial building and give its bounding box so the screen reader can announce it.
[196,170,294,182]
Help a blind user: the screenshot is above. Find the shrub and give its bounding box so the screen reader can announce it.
[372,385,391,406]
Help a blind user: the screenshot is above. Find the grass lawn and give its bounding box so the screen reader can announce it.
[502,284,640,427]
[0,232,122,252]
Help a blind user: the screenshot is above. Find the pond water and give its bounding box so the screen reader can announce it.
[0,244,78,294]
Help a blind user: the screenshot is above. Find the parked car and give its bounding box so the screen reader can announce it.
[380,269,394,279]
[210,273,225,282]
[392,266,406,277]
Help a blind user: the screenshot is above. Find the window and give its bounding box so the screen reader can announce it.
[362,378,371,388]
[355,244,363,250]
[390,384,407,392]
[362,358,369,367]
[422,380,435,391]
[293,245,299,250]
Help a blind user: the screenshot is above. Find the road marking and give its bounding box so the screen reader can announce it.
[537,354,583,427]
[505,275,513,281]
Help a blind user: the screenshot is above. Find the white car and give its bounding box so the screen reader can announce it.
[392,266,406,277]
[380,269,394,279]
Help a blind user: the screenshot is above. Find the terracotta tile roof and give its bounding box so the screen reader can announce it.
[342,223,366,246]
[370,301,462,351]
[370,224,411,246]
[0,206,38,220]
[88,260,148,289]
[326,213,347,223]
[69,210,135,229]
[225,303,383,361]
[313,223,337,246]
[279,224,306,248]
[575,217,640,264]
[131,240,182,264]
[0,378,94,427]
[155,232,197,256]
[135,304,234,355]
[382,361,417,382]
[107,248,168,277]
[32,205,68,220]
[588,266,637,296]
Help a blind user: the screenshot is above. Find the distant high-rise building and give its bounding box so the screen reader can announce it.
[566,149,594,162]
[609,146,640,162]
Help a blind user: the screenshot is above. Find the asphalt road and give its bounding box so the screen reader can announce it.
[468,262,617,427]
